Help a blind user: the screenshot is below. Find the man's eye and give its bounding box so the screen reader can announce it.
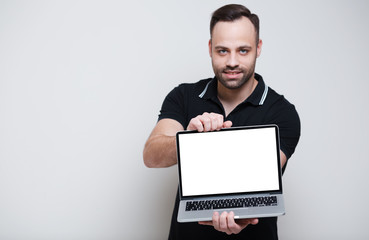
[218,50,227,54]
[240,49,248,54]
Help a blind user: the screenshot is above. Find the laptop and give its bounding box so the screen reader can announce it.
[176,124,284,223]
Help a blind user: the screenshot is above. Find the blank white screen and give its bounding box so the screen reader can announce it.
[178,127,280,197]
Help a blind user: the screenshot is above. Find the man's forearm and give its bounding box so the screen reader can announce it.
[143,134,177,168]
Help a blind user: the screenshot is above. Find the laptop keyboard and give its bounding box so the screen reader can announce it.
[185,196,277,211]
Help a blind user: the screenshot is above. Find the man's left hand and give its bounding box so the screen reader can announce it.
[199,211,259,235]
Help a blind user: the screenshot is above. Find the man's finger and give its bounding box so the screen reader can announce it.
[223,120,233,128]
[187,118,204,132]
[212,211,220,230]
[201,115,212,132]
[209,113,224,130]
[227,211,242,234]
[219,211,228,231]
[198,221,213,226]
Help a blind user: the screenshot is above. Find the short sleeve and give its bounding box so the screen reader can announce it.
[158,85,187,129]
[268,99,301,160]
[278,105,301,160]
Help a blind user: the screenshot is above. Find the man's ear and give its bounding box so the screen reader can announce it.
[208,39,212,57]
[257,39,263,58]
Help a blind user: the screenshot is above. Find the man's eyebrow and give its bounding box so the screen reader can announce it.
[214,45,252,49]
[214,45,229,49]
[238,45,252,49]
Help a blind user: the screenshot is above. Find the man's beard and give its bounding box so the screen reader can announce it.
[213,61,256,90]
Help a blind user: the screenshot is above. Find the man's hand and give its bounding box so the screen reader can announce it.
[199,211,259,235]
[187,112,232,132]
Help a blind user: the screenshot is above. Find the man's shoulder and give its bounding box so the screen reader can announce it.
[176,78,213,89]
[265,86,295,108]
[171,78,214,96]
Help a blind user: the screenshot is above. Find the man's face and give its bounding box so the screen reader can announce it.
[209,17,262,89]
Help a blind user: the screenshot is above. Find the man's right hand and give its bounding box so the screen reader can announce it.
[187,112,232,132]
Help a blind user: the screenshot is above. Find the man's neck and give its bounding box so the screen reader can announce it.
[217,77,258,117]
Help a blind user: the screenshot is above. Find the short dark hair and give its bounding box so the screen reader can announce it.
[210,4,260,42]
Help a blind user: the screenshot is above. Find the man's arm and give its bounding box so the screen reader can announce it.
[280,150,287,168]
[143,113,232,168]
[143,119,184,168]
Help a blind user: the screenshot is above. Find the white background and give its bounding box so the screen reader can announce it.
[0,0,368,239]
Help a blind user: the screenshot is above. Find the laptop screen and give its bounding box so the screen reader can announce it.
[176,125,282,198]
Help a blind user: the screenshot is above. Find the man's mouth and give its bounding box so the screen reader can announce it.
[223,70,242,78]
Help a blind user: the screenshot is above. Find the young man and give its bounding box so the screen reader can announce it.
[143,4,300,239]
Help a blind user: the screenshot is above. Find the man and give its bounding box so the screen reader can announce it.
[143,4,300,239]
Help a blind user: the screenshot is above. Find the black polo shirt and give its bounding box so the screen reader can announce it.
[158,73,300,240]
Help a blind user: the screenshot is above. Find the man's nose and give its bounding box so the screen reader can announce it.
[226,52,239,68]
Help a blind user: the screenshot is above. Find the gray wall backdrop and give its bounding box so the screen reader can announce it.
[1,0,368,239]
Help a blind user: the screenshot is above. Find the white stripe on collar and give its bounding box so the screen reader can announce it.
[259,84,268,105]
[199,79,268,105]
[198,80,212,98]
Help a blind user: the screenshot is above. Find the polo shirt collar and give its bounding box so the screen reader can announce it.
[198,73,269,106]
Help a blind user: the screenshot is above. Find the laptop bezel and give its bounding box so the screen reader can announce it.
[176,124,283,200]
